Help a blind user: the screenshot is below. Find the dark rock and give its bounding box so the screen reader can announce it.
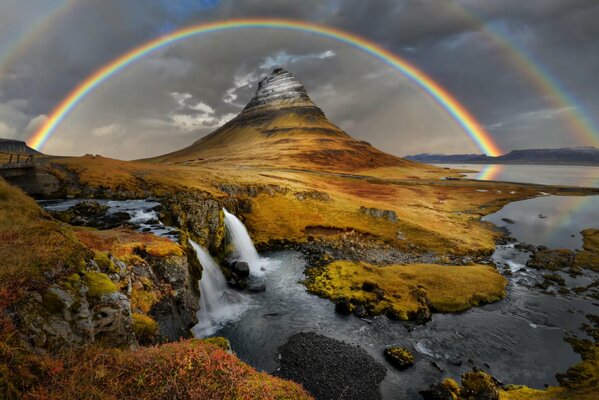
[335,297,353,315]
[362,280,378,292]
[501,218,515,224]
[419,379,460,400]
[354,305,367,317]
[384,346,415,370]
[276,332,386,400]
[230,261,250,278]
[247,283,266,293]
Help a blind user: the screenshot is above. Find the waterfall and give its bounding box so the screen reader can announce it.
[223,208,262,275]
[189,240,249,338]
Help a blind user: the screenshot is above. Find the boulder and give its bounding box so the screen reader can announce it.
[384,346,415,370]
[461,370,499,400]
[334,297,353,315]
[231,261,250,278]
[419,378,461,400]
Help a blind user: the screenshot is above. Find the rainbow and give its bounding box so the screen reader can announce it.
[454,4,599,148]
[27,18,502,156]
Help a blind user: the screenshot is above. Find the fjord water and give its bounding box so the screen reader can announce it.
[189,240,251,338]
[483,195,599,249]
[438,163,599,187]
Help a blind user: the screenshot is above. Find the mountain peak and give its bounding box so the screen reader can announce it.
[241,68,320,115]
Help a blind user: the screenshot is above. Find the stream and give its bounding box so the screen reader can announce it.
[40,195,599,399]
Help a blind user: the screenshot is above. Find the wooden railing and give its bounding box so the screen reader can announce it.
[0,152,35,169]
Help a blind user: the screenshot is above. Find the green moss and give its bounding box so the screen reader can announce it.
[94,251,118,273]
[83,271,117,298]
[384,346,414,369]
[461,371,499,400]
[132,313,159,345]
[203,337,231,352]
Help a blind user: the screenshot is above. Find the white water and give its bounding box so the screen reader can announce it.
[223,208,265,276]
[189,240,250,337]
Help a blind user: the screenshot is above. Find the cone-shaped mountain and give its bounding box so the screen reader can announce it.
[153,69,412,171]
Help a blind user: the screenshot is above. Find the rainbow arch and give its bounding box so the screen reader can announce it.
[27,18,502,156]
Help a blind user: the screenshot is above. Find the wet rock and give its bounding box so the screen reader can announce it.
[247,283,266,293]
[420,378,460,400]
[514,242,536,252]
[276,332,386,400]
[384,346,415,370]
[461,370,500,400]
[334,297,353,315]
[51,201,131,229]
[354,304,367,317]
[230,261,250,278]
[527,248,575,271]
[501,218,515,224]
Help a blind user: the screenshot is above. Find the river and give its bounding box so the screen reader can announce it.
[39,166,599,399]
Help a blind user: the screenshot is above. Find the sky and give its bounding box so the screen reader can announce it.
[0,0,598,160]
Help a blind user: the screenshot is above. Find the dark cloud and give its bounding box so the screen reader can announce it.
[0,0,597,158]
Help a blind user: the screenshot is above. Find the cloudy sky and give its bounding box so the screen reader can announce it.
[0,0,598,159]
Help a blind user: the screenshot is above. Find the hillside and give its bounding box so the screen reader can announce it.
[406,146,599,165]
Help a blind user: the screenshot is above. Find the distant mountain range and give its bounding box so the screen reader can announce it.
[0,139,40,155]
[405,146,599,166]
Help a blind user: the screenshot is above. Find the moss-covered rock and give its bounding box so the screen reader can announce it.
[461,370,499,400]
[132,313,159,345]
[383,346,414,370]
[83,271,117,298]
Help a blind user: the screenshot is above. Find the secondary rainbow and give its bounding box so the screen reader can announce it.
[28,18,502,156]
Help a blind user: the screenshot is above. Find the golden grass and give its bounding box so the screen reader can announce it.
[74,227,183,262]
[576,229,599,271]
[306,261,507,319]
[0,178,90,300]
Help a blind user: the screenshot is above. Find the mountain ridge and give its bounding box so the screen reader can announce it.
[405,146,599,166]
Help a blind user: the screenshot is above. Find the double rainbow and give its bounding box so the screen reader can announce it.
[27,18,502,156]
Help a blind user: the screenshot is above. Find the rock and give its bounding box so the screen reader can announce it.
[247,283,266,293]
[230,261,250,278]
[362,280,378,292]
[334,297,353,315]
[501,218,515,224]
[276,332,386,400]
[294,190,331,202]
[420,378,461,400]
[359,206,398,223]
[527,248,575,271]
[461,370,499,400]
[354,304,367,317]
[384,346,415,370]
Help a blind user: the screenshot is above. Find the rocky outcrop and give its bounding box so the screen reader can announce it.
[50,201,131,229]
[18,240,200,352]
[384,346,415,370]
[359,206,398,223]
[19,268,136,352]
[241,68,324,117]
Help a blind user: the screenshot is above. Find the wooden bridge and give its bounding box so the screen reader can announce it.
[0,152,36,170]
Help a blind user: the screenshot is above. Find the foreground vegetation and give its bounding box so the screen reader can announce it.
[0,178,310,399]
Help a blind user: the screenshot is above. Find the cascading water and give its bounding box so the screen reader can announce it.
[223,208,263,275]
[189,240,250,337]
